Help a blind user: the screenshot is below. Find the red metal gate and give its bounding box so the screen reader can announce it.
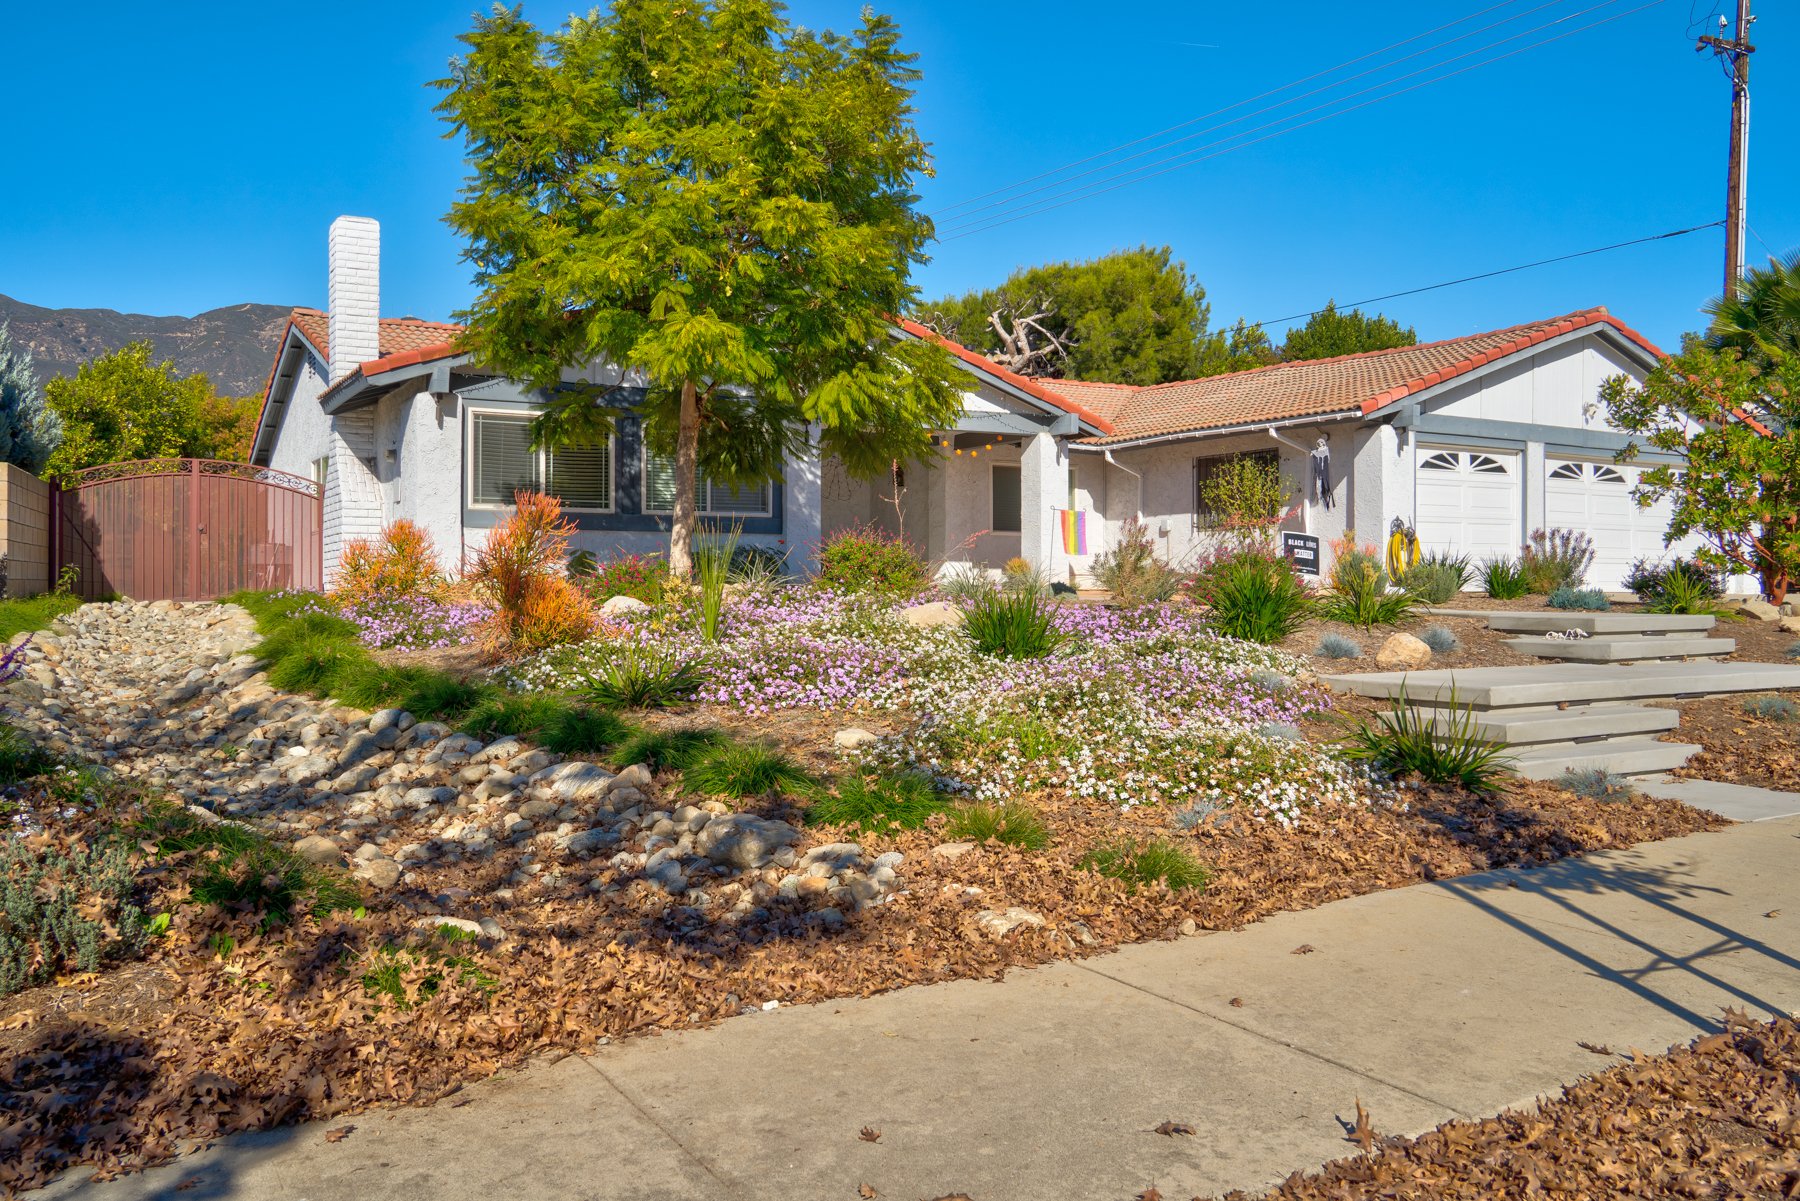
[53,459,323,601]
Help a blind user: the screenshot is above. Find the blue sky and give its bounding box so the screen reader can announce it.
[2,0,1792,351]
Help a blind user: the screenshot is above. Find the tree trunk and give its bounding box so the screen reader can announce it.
[669,380,701,579]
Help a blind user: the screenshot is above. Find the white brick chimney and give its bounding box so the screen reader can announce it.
[327,215,381,382]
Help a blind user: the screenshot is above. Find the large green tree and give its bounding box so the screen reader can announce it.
[1599,339,1800,602]
[920,246,1212,384]
[0,320,61,473]
[1279,301,1416,362]
[435,0,963,577]
[43,343,257,480]
[1706,249,1800,368]
[1196,318,1280,377]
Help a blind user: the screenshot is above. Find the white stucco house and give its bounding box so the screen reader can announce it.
[254,216,1692,592]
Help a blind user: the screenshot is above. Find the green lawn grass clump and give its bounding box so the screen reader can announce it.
[0,593,81,644]
[1079,837,1210,892]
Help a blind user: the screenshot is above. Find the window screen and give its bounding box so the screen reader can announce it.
[991,464,1022,533]
[643,450,770,516]
[471,412,537,506]
[546,442,612,510]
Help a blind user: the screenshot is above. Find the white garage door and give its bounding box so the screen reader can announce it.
[1545,458,1687,591]
[1414,448,1521,569]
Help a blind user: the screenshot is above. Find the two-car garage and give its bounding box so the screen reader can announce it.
[1412,444,1685,592]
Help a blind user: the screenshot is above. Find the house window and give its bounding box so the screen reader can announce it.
[469,410,613,511]
[1194,449,1279,529]
[991,464,1022,533]
[642,449,771,517]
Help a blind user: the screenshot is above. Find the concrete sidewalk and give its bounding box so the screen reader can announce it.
[47,817,1800,1201]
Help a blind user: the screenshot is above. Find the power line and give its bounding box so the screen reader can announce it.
[929,0,1559,219]
[1252,221,1724,328]
[938,0,1665,242]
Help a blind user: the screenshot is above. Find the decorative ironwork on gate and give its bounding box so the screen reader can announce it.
[52,458,323,601]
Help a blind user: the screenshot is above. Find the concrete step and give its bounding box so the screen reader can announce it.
[1506,738,1701,780]
[1503,635,1737,662]
[1324,662,1800,710]
[1484,612,1717,636]
[1383,703,1679,746]
[1633,775,1800,822]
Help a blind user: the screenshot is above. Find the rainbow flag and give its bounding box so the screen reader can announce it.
[1059,508,1087,556]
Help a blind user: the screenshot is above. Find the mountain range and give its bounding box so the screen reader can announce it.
[0,294,294,397]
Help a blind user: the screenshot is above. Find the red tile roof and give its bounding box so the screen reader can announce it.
[1033,307,1663,446]
[893,317,1115,433]
[287,306,465,369]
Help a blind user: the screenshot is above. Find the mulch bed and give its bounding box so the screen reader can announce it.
[0,763,1723,1193]
[1206,1011,1800,1200]
[1661,695,1800,793]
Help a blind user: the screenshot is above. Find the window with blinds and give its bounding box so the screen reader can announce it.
[642,449,771,516]
[470,411,613,511]
[471,413,538,506]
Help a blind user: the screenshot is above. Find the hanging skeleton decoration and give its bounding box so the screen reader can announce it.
[1310,437,1335,510]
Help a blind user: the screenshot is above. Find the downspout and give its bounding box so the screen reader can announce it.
[1101,449,1142,522]
[1266,427,1312,536]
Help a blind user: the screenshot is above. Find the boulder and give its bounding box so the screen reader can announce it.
[1778,614,1800,635]
[600,594,651,617]
[1737,598,1781,622]
[899,601,964,628]
[696,814,801,870]
[357,857,403,889]
[832,727,879,751]
[931,841,976,860]
[536,760,615,802]
[976,907,1045,938]
[1375,632,1432,671]
[293,834,346,867]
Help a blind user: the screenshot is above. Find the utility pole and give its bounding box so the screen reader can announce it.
[1697,0,1756,295]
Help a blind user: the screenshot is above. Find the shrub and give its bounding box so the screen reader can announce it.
[1315,633,1362,659]
[1789,641,1800,660]
[335,519,444,600]
[457,692,569,740]
[943,801,1049,849]
[470,491,595,655]
[1079,837,1210,892]
[1,837,147,996]
[1198,452,1287,549]
[1631,559,1729,617]
[1402,551,1472,604]
[1548,586,1610,611]
[1000,558,1050,596]
[1319,541,1414,629]
[579,553,668,604]
[817,525,928,597]
[1520,528,1595,593]
[1744,696,1800,722]
[582,642,703,708]
[729,544,788,587]
[611,727,725,774]
[807,770,949,834]
[1480,556,1530,600]
[1205,552,1313,644]
[1089,517,1179,604]
[683,741,813,798]
[694,524,741,642]
[1419,625,1459,653]
[963,588,1068,659]
[938,563,992,603]
[540,705,633,754]
[1559,767,1636,802]
[1171,799,1220,831]
[1336,689,1514,792]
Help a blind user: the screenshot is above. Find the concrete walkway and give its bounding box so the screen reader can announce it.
[46,817,1800,1201]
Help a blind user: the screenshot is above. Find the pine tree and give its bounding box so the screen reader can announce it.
[0,321,61,473]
